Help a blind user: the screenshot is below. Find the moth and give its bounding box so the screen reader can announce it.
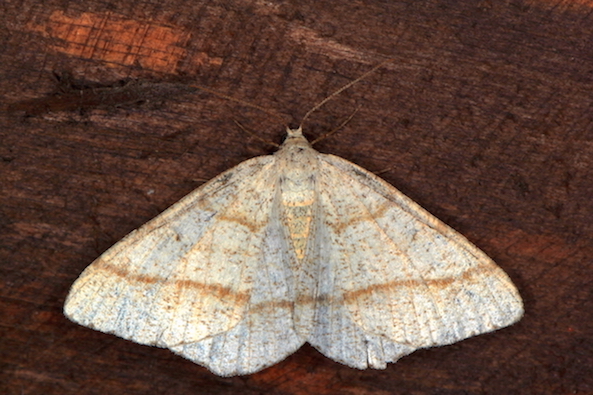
[64,63,523,376]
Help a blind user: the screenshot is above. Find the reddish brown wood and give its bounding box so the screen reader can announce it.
[1,1,592,394]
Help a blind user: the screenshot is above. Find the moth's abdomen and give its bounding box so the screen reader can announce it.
[279,170,317,261]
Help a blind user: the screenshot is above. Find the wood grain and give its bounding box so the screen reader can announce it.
[1,0,592,394]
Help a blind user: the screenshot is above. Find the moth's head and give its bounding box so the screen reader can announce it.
[281,127,311,150]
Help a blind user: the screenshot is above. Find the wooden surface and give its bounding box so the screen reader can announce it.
[1,0,592,394]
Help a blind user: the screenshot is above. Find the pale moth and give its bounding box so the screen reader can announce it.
[64,62,524,376]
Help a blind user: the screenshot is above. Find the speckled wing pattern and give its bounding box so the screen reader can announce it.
[307,154,523,369]
[64,128,523,376]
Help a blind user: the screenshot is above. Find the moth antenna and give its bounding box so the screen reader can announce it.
[234,120,280,148]
[299,58,394,128]
[189,83,289,128]
[310,107,360,145]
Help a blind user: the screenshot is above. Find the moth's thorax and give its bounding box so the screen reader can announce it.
[276,127,318,260]
[275,127,319,190]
